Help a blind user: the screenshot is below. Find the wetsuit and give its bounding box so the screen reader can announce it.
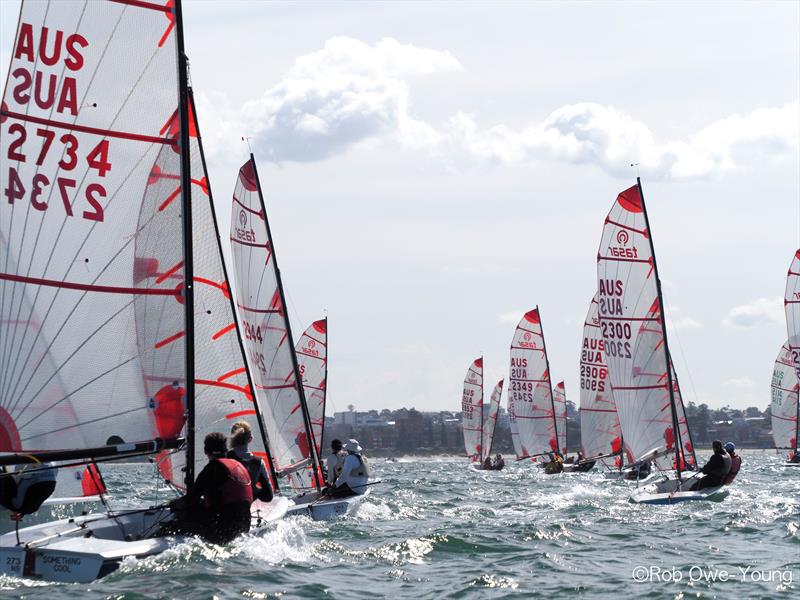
[723,453,741,484]
[167,458,253,544]
[227,446,273,503]
[693,451,731,490]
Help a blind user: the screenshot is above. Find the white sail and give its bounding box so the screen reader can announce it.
[579,294,622,470]
[553,381,568,455]
[296,319,327,456]
[230,157,322,495]
[480,379,503,462]
[771,341,799,457]
[0,1,186,464]
[783,250,800,458]
[509,309,559,458]
[596,183,695,473]
[507,393,524,459]
[461,357,483,462]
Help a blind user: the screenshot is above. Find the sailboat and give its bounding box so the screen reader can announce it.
[770,342,800,466]
[578,294,623,476]
[0,0,289,582]
[596,180,715,504]
[508,308,561,466]
[553,381,568,455]
[296,318,328,458]
[781,250,800,466]
[229,157,369,519]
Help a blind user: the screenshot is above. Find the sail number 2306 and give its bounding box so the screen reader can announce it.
[4,124,111,222]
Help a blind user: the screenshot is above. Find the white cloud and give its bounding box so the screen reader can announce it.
[665,307,702,331]
[721,376,756,389]
[723,297,784,328]
[498,310,524,325]
[199,36,798,178]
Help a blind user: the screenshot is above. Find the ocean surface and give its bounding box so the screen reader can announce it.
[0,450,797,599]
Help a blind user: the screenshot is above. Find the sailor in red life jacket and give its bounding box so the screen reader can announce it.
[723,442,741,484]
[227,421,273,502]
[165,432,253,544]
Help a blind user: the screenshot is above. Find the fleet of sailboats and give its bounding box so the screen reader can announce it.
[0,0,789,586]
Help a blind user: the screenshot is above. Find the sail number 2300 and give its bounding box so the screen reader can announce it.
[5,123,111,222]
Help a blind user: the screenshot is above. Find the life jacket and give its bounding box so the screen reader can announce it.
[723,454,741,484]
[0,463,57,515]
[347,453,370,478]
[228,450,267,496]
[216,458,253,506]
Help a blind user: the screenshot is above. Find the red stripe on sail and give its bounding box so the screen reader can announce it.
[1,272,180,296]
[226,410,256,419]
[196,379,253,399]
[0,110,173,144]
[254,383,295,390]
[155,261,184,284]
[155,331,185,349]
[218,368,246,382]
[236,304,279,314]
[211,323,236,340]
[233,196,265,219]
[195,277,230,298]
[158,186,181,212]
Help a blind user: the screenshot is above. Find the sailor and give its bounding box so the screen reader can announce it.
[166,432,253,544]
[493,454,505,470]
[691,440,731,491]
[544,452,563,474]
[227,421,273,502]
[722,442,741,485]
[324,438,347,487]
[0,462,57,515]
[483,456,493,470]
[330,439,370,497]
[790,448,800,463]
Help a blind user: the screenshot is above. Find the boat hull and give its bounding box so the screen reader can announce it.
[0,497,289,583]
[630,477,729,505]
[286,488,369,521]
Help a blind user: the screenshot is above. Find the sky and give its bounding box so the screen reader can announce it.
[1,0,798,415]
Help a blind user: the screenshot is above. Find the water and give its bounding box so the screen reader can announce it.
[1,450,797,598]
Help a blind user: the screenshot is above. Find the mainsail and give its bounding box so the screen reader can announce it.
[461,357,483,462]
[509,308,559,459]
[579,294,622,469]
[229,156,323,495]
[783,250,800,459]
[507,392,524,459]
[553,381,568,455]
[480,379,503,462]
[596,181,695,476]
[771,341,799,458]
[0,1,194,474]
[296,318,328,456]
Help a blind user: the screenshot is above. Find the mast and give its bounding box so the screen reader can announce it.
[174,0,196,488]
[322,316,328,452]
[249,155,323,492]
[538,306,559,454]
[636,178,684,481]
[480,355,484,462]
[188,93,280,493]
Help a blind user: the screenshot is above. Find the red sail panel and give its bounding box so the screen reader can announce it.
[0,1,185,458]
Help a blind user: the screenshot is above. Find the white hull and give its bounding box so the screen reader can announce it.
[286,488,369,521]
[782,461,800,467]
[0,497,289,583]
[630,476,729,505]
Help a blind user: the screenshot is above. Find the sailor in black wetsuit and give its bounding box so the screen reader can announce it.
[228,421,273,503]
[165,432,253,544]
[691,440,731,491]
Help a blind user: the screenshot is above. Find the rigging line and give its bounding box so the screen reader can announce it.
[2,9,166,402]
[11,298,135,420]
[664,297,700,406]
[16,354,138,432]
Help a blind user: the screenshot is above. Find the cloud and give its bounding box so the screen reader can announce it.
[665,307,702,331]
[721,376,756,389]
[498,310,524,325]
[200,36,798,179]
[723,297,784,328]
